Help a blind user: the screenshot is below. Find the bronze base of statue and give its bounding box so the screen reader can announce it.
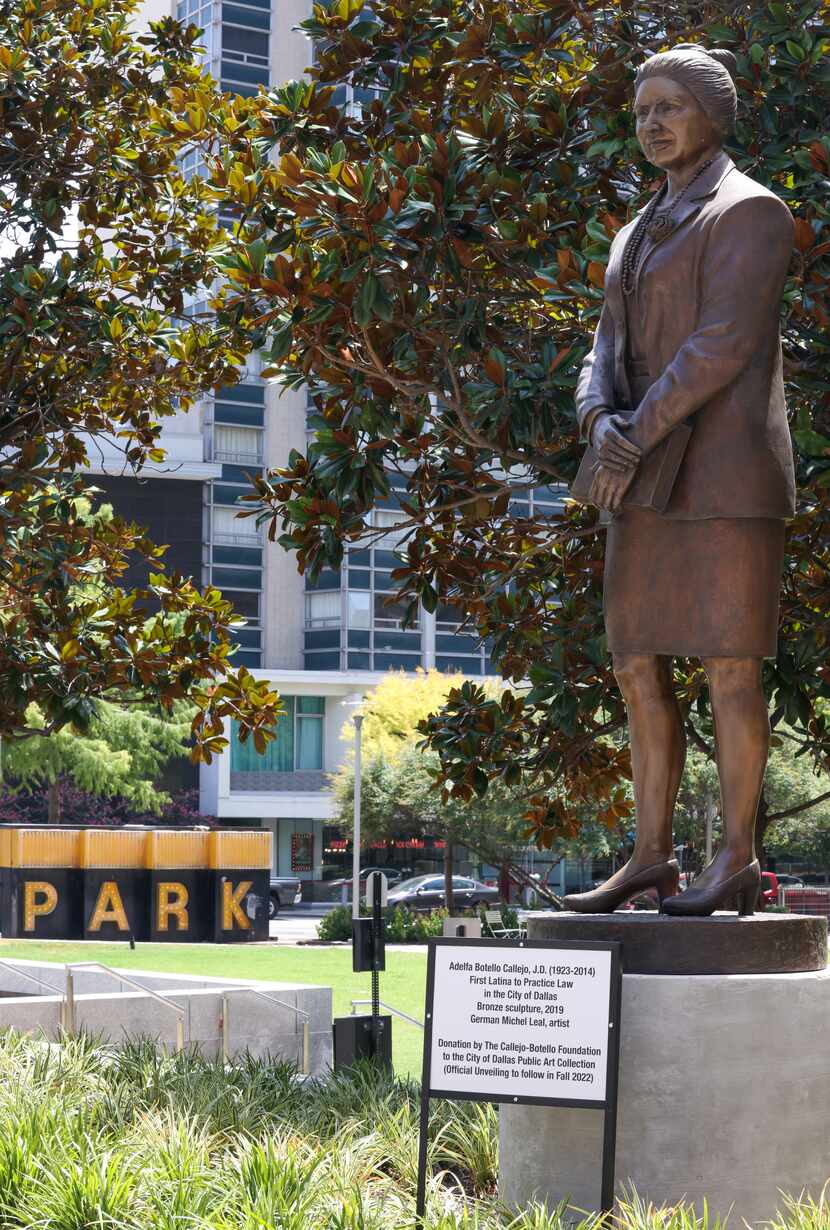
[527,910,827,975]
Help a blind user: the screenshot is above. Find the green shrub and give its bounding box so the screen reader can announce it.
[386,905,448,943]
[318,904,451,943]
[316,903,363,941]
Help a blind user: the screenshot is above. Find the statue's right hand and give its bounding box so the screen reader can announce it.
[591,413,641,473]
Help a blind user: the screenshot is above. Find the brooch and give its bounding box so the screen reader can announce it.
[646,212,675,242]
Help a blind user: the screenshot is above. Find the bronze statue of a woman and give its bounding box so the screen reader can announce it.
[564,44,795,916]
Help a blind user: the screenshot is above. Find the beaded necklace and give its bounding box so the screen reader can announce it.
[621,156,717,297]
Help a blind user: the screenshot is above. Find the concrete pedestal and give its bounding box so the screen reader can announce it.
[500,968,830,1226]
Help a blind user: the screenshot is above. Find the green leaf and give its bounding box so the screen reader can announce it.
[354,274,378,326]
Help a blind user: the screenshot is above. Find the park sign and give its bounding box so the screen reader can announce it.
[0,826,271,942]
[416,938,621,1219]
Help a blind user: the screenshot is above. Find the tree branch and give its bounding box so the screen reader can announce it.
[765,788,830,825]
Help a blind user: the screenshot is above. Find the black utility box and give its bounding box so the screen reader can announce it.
[352,917,386,972]
[333,1014,392,1070]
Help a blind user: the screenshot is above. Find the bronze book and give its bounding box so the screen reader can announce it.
[570,414,692,514]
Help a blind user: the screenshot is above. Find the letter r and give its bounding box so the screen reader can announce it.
[157,882,189,932]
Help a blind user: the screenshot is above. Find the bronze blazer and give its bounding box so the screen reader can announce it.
[575,151,796,520]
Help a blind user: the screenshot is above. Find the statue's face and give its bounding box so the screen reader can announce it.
[633,75,721,172]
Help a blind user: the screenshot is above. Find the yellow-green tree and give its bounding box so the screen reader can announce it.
[333,671,558,907]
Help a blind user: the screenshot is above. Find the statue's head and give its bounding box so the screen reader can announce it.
[633,45,737,172]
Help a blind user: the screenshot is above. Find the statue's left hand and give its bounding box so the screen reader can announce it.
[589,463,637,514]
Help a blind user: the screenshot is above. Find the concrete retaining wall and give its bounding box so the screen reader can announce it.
[0,958,332,1073]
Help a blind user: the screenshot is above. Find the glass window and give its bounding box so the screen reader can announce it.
[221,24,269,60]
[436,602,462,629]
[222,3,269,28]
[436,656,482,674]
[297,712,323,770]
[231,698,293,772]
[225,590,260,620]
[305,651,340,670]
[213,506,261,543]
[307,591,341,627]
[373,595,417,629]
[216,384,265,405]
[231,696,325,772]
[306,569,342,591]
[220,60,269,86]
[212,566,261,590]
[374,653,422,670]
[214,424,262,464]
[348,591,371,628]
[214,402,264,427]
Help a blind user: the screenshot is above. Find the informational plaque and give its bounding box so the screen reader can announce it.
[416,938,621,1221]
[427,940,615,1102]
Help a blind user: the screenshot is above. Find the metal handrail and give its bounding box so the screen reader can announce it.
[351,998,424,1031]
[221,986,311,1071]
[0,960,61,997]
[64,963,188,1052]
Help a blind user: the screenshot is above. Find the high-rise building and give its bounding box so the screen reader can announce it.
[106,0,564,896]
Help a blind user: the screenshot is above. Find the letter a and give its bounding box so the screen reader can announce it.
[88,881,130,932]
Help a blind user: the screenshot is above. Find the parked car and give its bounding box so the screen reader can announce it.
[760,871,779,907]
[328,866,409,891]
[269,876,302,919]
[775,874,805,888]
[386,874,500,911]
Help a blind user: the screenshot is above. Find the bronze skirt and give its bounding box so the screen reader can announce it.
[603,509,785,658]
[602,361,786,659]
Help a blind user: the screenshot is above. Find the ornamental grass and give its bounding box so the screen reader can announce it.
[0,1033,824,1229]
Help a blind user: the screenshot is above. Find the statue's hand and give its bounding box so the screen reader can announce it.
[589,462,637,514]
[591,413,641,473]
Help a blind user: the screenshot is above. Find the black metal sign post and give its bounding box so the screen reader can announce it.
[369,872,385,1056]
[416,937,622,1224]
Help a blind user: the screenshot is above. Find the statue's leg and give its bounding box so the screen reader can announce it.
[612,653,685,865]
[701,656,768,877]
[661,657,766,915]
[562,654,683,911]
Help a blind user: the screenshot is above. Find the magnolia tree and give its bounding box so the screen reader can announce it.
[0,0,280,758]
[210,0,830,854]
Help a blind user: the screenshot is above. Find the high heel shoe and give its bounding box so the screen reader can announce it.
[562,859,680,914]
[661,859,761,917]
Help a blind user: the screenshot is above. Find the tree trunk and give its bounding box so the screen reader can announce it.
[499,863,511,904]
[47,779,61,824]
[443,839,455,915]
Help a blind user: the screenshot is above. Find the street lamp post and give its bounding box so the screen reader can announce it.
[352,713,364,920]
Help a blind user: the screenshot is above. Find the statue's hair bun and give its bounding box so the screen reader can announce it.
[672,42,738,80]
[705,48,738,80]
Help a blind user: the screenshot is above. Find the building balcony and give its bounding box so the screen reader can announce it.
[230,770,328,793]
[213,450,263,466]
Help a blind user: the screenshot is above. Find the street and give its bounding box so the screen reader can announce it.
[268,905,335,944]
